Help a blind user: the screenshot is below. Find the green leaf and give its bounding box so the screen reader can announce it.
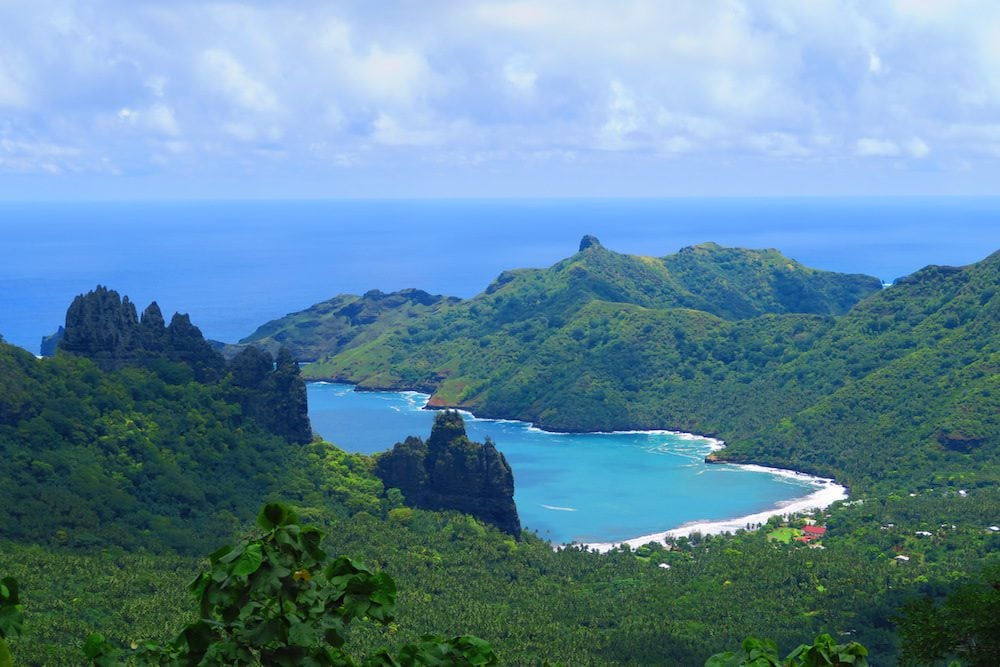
[288,620,318,647]
[179,620,217,655]
[83,633,108,658]
[301,527,326,561]
[259,502,296,530]
[0,606,24,640]
[208,544,234,564]
[243,618,285,647]
[704,651,739,667]
[231,543,264,577]
[0,579,17,606]
[0,638,13,667]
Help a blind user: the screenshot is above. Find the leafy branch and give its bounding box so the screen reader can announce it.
[84,503,496,666]
[0,576,23,667]
[705,634,869,667]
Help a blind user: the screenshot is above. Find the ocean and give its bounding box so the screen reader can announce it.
[2,198,999,354]
[307,383,838,545]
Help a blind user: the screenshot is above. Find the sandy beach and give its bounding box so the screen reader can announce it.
[584,462,848,552]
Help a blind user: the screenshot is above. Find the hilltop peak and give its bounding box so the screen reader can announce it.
[579,234,603,251]
[680,241,723,253]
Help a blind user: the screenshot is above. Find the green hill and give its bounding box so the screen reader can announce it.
[2,269,998,665]
[716,252,1000,489]
[0,288,381,554]
[291,236,878,398]
[275,240,1000,500]
[248,238,878,366]
[240,288,461,361]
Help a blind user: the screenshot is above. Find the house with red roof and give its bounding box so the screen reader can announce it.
[795,525,827,543]
[802,525,827,538]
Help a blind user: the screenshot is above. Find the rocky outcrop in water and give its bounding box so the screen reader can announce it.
[376,410,521,537]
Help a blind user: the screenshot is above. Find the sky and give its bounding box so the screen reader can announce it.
[2,1,1000,198]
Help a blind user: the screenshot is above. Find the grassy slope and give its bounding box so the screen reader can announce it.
[239,288,461,361]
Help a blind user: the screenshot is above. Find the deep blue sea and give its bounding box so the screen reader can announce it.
[307,383,827,545]
[2,198,999,354]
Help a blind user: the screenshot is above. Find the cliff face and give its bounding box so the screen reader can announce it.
[59,287,224,381]
[376,411,521,537]
[57,286,312,444]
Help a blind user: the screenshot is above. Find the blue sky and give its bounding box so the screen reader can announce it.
[2,1,1000,198]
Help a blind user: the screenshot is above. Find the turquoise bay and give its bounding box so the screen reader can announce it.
[307,382,824,545]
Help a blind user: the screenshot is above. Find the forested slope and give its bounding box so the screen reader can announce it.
[293,238,877,405]
[716,251,1000,491]
[0,288,380,554]
[2,276,998,664]
[241,288,461,361]
[272,241,997,496]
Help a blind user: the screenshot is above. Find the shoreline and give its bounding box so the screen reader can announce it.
[584,470,848,553]
[309,381,849,549]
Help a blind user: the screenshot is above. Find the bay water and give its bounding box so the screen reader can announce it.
[307,382,832,545]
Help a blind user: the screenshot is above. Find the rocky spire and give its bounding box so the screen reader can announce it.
[375,410,521,537]
[579,234,602,251]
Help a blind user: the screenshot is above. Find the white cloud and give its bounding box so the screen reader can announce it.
[600,81,641,149]
[145,76,167,98]
[0,63,27,107]
[746,133,812,158]
[200,49,278,113]
[118,103,180,137]
[3,1,1000,193]
[856,138,901,157]
[372,113,441,146]
[655,111,726,141]
[473,3,552,30]
[350,46,431,106]
[223,122,258,142]
[0,137,81,174]
[503,57,537,91]
[907,137,930,158]
[659,136,696,155]
[855,137,931,159]
[890,0,962,22]
[869,51,883,74]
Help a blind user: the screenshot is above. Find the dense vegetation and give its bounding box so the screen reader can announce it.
[5,494,997,664]
[376,411,520,537]
[0,288,373,554]
[273,240,997,499]
[83,503,498,666]
[894,562,1000,666]
[2,239,998,666]
[291,239,882,429]
[241,289,461,361]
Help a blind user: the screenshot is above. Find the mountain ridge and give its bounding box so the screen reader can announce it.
[247,238,997,495]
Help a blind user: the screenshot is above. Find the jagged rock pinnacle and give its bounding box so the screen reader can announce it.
[579,235,602,251]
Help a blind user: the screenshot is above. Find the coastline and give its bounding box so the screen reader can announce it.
[584,468,848,553]
[309,380,849,550]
